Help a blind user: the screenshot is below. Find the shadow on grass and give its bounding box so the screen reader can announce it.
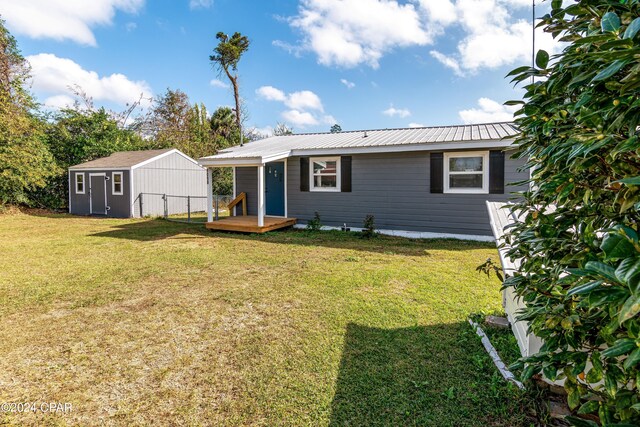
[17,209,492,255]
[329,323,532,427]
[86,218,493,256]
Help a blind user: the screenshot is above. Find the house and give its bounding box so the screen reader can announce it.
[199,122,529,239]
[68,148,207,218]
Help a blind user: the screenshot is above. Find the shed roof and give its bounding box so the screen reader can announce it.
[199,122,519,166]
[69,149,175,170]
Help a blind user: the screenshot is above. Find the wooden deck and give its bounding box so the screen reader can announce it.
[205,216,297,233]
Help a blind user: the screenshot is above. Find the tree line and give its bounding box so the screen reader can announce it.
[0,21,254,209]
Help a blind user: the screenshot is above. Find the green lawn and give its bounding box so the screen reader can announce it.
[0,211,533,426]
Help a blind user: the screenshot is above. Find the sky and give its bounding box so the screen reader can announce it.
[0,0,558,135]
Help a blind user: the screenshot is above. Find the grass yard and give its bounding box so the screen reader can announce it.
[0,211,534,426]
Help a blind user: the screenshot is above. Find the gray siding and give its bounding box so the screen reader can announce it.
[132,152,207,217]
[232,150,528,236]
[286,150,528,236]
[69,170,90,216]
[69,170,131,217]
[235,167,258,216]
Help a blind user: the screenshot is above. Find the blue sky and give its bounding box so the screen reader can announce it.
[0,0,557,135]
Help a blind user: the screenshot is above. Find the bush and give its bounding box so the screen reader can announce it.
[306,211,322,231]
[361,214,376,239]
[506,1,640,424]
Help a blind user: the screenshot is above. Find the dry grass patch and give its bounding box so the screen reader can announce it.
[0,211,534,426]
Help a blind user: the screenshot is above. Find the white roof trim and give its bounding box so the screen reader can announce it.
[132,148,203,170]
[262,151,292,163]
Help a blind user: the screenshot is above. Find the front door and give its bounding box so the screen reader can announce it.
[265,161,285,217]
[90,174,107,215]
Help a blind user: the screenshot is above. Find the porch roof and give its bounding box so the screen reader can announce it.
[198,122,519,167]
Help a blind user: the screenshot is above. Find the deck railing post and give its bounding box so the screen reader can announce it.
[187,195,191,223]
[214,194,219,220]
[207,168,213,223]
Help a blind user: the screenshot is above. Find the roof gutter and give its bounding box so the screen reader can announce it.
[290,139,516,156]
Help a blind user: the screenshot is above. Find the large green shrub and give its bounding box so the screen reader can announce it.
[0,19,57,205]
[29,108,147,209]
[506,1,640,425]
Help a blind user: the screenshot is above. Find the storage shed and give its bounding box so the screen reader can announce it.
[68,148,207,218]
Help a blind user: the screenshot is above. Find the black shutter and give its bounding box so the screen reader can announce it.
[489,150,505,194]
[430,152,443,193]
[341,156,352,192]
[300,157,309,192]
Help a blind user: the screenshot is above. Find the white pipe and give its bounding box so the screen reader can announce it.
[257,164,265,227]
[468,319,525,389]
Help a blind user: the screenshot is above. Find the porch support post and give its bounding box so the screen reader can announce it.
[207,167,213,223]
[257,164,265,227]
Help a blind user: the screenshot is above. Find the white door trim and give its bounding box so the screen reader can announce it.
[264,161,286,218]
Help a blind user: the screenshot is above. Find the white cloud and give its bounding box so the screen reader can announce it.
[284,0,434,68]
[189,0,212,9]
[0,0,144,46]
[427,0,559,75]
[458,97,519,124]
[125,22,137,32]
[281,110,319,127]
[257,85,333,128]
[210,79,229,89]
[27,53,153,109]
[429,50,463,76]
[417,0,457,26]
[286,90,323,111]
[257,87,323,111]
[271,40,304,57]
[383,105,411,118]
[281,0,559,74]
[256,85,287,102]
[43,95,76,110]
[408,122,425,128]
[340,78,355,89]
[322,115,338,125]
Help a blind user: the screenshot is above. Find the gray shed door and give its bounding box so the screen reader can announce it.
[90,174,107,215]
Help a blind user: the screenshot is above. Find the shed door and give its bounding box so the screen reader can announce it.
[90,174,107,215]
[265,161,285,217]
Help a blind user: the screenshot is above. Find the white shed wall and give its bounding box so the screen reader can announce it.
[132,152,207,217]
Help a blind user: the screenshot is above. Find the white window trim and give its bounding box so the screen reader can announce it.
[112,172,124,195]
[443,151,489,194]
[310,156,341,192]
[75,173,85,194]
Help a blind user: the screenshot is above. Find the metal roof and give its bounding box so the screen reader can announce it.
[199,122,519,166]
